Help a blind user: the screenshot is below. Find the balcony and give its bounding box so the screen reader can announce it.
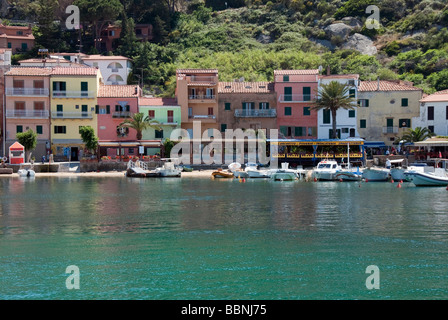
[112,111,131,118]
[234,109,277,118]
[51,111,93,119]
[382,126,399,134]
[189,76,216,83]
[6,110,49,118]
[188,95,216,102]
[278,94,315,103]
[52,91,94,98]
[188,115,216,122]
[6,88,49,96]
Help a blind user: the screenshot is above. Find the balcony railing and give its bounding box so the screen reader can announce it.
[51,111,93,119]
[52,90,94,98]
[112,111,131,118]
[234,109,277,117]
[6,88,49,96]
[188,115,216,120]
[6,110,49,118]
[188,95,216,100]
[382,126,399,134]
[278,94,315,103]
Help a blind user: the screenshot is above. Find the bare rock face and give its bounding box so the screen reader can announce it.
[324,23,353,40]
[341,17,363,28]
[342,33,378,56]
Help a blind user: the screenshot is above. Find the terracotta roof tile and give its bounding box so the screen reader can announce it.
[359,80,422,92]
[420,89,448,102]
[5,67,52,76]
[274,69,319,75]
[218,81,274,94]
[98,85,140,98]
[51,66,99,76]
[176,69,218,74]
[319,74,359,79]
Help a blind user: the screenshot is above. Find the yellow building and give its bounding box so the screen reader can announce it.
[357,80,423,146]
[50,67,102,160]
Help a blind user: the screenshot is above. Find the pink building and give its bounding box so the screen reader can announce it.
[274,69,319,139]
[4,67,52,159]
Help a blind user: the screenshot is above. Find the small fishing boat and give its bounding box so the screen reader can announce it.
[270,163,299,181]
[18,168,35,177]
[362,167,390,181]
[335,167,363,181]
[211,168,234,179]
[313,159,342,181]
[244,162,271,178]
[411,170,448,186]
[228,162,248,178]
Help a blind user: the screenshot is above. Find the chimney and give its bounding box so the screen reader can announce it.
[377,77,380,91]
[134,87,138,95]
[326,66,330,76]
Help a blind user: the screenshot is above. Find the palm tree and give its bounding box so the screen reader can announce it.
[400,127,435,143]
[312,81,357,139]
[119,112,161,140]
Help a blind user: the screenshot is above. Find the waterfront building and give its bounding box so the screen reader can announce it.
[0,24,34,54]
[317,74,360,139]
[274,69,319,139]
[0,48,12,156]
[218,81,277,137]
[4,67,52,159]
[176,69,219,137]
[413,89,448,136]
[139,97,181,149]
[357,80,423,146]
[50,66,101,161]
[81,55,132,85]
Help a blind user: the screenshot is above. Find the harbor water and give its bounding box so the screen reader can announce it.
[1,176,448,299]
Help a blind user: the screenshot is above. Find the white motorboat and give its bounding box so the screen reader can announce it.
[389,159,408,181]
[335,167,363,181]
[18,168,35,177]
[270,163,299,181]
[244,162,271,178]
[362,167,390,181]
[313,159,342,181]
[154,158,182,177]
[411,169,448,186]
[228,162,249,178]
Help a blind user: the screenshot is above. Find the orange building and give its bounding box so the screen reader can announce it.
[99,24,153,52]
[0,24,34,53]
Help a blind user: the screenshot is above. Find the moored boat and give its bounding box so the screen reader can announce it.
[362,167,390,181]
[335,167,363,181]
[313,159,341,181]
[211,168,234,179]
[270,163,299,181]
[411,170,448,186]
[244,162,271,178]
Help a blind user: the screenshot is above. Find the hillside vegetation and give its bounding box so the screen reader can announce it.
[3,0,448,96]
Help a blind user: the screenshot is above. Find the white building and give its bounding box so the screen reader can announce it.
[0,48,11,66]
[81,55,132,85]
[413,89,448,136]
[317,74,360,139]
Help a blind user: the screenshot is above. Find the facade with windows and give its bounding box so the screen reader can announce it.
[176,69,219,137]
[413,89,448,136]
[274,69,319,139]
[139,97,181,155]
[4,67,52,159]
[317,74,360,140]
[50,67,101,160]
[0,24,35,54]
[81,55,132,85]
[218,81,277,137]
[357,80,422,146]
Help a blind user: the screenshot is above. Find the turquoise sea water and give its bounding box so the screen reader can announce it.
[1,176,448,300]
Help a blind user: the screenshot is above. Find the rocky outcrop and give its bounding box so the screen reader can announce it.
[342,33,377,55]
[341,17,363,28]
[324,23,353,40]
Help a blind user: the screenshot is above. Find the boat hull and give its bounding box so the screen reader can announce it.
[362,168,390,181]
[212,171,234,179]
[335,171,362,181]
[390,168,407,181]
[245,169,270,178]
[314,171,337,181]
[411,172,448,186]
[271,171,298,181]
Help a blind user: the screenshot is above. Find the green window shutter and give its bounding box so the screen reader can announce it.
[224,103,230,110]
[7,42,11,48]
[401,98,408,107]
[294,127,302,137]
[126,105,130,112]
[349,89,356,98]
[221,124,227,132]
[284,107,292,116]
[95,105,99,114]
[284,87,292,101]
[283,75,289,82]
[386,118,393,127]
[360,119,366,128]
[303,87,311,101]
[17,125,23,133]
[323,109,331,124]
[106,105,110,114]
[242,102,246,110]
[365,99,369,107]
[115,105,120,112]
[57,104,63,112]
[21,43,27,51]
[303,107,310,116]
[82,105,88,112]
[348,110,355,118]
[36,125,43,134]
[266,102,269,109]
[81,82,88,91]
[279,126,288,136]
